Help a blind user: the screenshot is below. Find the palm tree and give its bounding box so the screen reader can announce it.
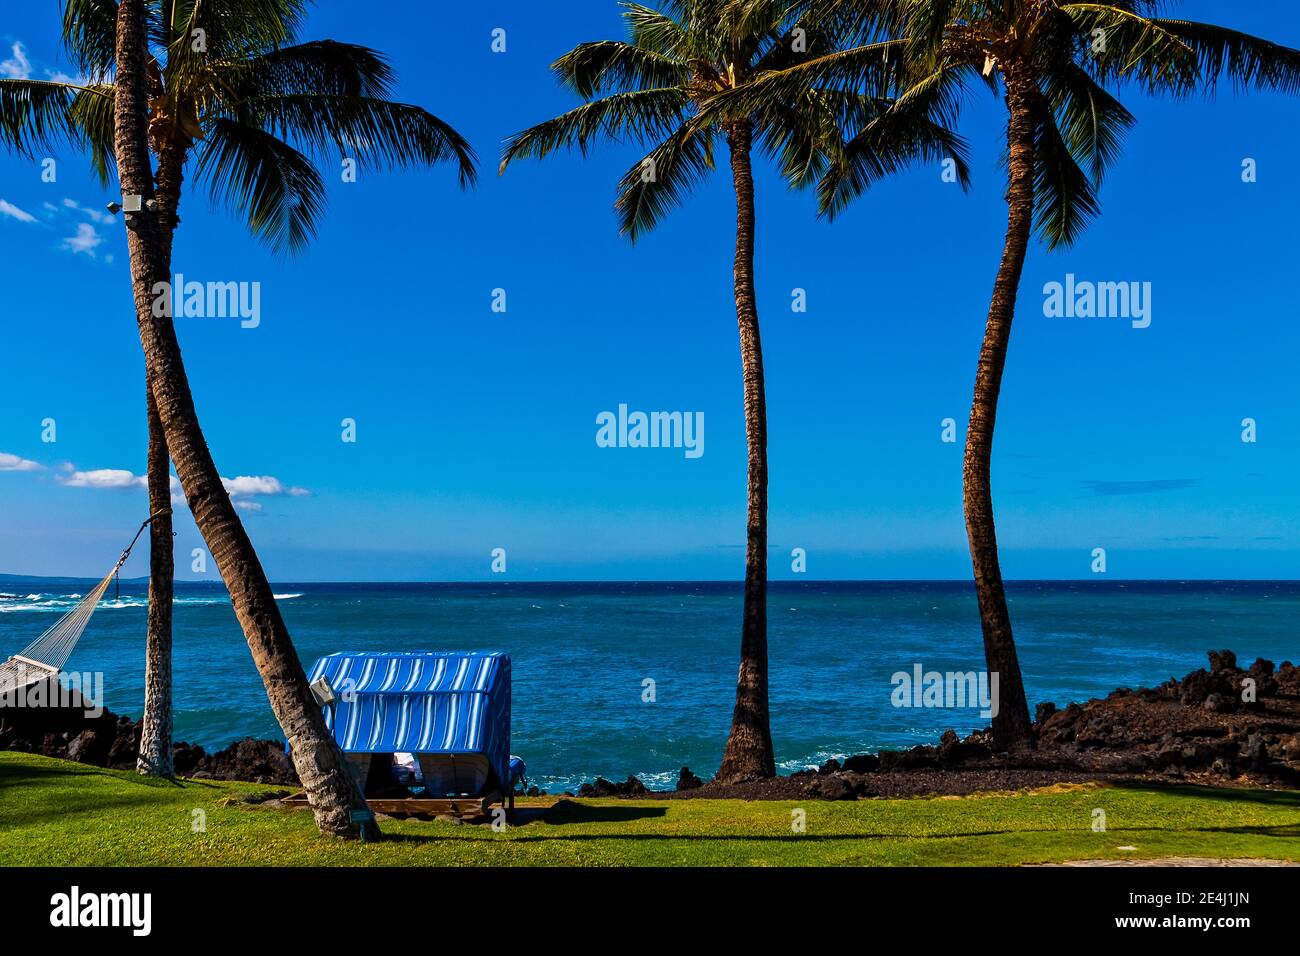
[708,0,1300,748]
[139,397,173,777]
[2,0,475,837]
[500,0,967,782]
[0,17,175,779]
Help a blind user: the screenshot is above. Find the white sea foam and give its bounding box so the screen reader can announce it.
[0,593,234,613]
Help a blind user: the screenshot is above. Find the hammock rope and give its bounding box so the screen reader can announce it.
[0,513,167,696]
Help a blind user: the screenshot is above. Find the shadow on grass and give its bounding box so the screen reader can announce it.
[1107,780,1300,808]
[381,829,1020,846]
[376,803,668,842]
[543,803,667,825]
[1192,824,1300,838]
[378,821,1300,848]
[0,757,192,792]
[0,758,124,788]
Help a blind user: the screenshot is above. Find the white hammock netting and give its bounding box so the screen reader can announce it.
[0,567,118,696]
[0,516,158,696]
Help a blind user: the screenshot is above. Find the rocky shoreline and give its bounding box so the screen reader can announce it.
[0,696,298,786]
[575,650,1300,800]
[3,650,1298,799]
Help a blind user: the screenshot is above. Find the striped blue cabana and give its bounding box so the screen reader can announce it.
[306,651,513,796]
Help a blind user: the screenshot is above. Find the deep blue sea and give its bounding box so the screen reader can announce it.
[2,580,1297,791]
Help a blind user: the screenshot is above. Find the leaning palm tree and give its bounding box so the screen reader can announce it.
[0,19,174,779]
[707,0,1300,748]
[3,0,475,837]
[501,0,967,782]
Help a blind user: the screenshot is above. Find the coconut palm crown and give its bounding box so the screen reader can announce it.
[501,0,970,235]
[0,0,476,253]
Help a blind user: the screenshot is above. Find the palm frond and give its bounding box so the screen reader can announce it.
[614,123,717,239]
[223,40,397,99]
[753,13,837,72]
[1041,63,1133,183]
[754,87,841,189]
[693,37,913,126]
[906,0,969,56]
[1060,4,1199,93]
[162,0,309,90]
[816,70,973,218]
[799,0,910,50]
[192,117,326,254]
[622,2,692,57]
[500,87,689,171]
[69,84,118,183]
[1031,106,1099,249]
[1149,17,1300,95]
[553,41,689,98]
[61,0,120,76]
[171,0,308,54]
[0,79,86,155]
[239,94,477,187]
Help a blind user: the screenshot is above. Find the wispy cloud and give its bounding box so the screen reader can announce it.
[0,42,31,80]
[222,475,310,498]
[174,475,309,511]
[62,222,105,257]
[1,40,98,85]
[0,452,42,473]
[62,197,114,225]
[1081,479,1199,497]
[15,451,309,513]
[59,468,146,489]
[0,199,37,224]
[45,69,88,85]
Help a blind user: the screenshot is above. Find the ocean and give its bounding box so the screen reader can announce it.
[2,580,1297,792]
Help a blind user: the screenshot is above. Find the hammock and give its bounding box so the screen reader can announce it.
[0,514,164,697]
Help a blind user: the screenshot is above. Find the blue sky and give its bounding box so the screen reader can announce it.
[1,0,1298,582]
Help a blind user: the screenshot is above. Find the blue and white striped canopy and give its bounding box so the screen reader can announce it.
[306,651,512,791]
[310,651,503,697]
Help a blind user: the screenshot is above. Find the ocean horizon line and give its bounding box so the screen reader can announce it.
[5,574,1300,587]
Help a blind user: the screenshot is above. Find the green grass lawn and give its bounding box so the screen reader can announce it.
[2,752,1298,866]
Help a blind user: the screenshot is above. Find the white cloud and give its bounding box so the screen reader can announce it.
[45,69,87,86]
[0,452,41,472]
[62,222,104,257]
[222,475,309,498]
[0,199,36,224]
[0,42,31,80]
[59,468,146,489]
[57,466,309,513]
[63,197,114,225]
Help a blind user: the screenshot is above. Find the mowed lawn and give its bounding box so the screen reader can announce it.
[2,752,1298,866]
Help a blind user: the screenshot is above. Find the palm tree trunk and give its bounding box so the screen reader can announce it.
[716,120,776,784]
[112,0,378,839]
[963,68,1036,749]
[136,134,184,780]
[136,388,174,777]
